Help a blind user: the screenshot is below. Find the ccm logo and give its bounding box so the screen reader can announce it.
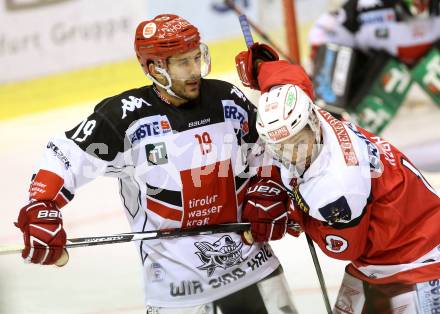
[37,210,61,219]
[325,235,348,253]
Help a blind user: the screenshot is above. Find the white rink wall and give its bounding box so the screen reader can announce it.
[1,0,331,83]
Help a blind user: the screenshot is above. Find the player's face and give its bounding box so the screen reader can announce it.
[167,47,203,100]
[269,125,316,166]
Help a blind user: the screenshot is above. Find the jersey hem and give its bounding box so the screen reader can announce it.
[143,261,281,308]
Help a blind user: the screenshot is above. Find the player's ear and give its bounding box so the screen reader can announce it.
[148,61,166,83]
[148,61,159,76]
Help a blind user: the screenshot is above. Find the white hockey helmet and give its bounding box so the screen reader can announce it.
[256,84,320,144]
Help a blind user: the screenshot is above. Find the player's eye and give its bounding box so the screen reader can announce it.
[177,59,190,67]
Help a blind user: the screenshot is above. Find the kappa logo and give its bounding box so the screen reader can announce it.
[145,142,168,166]
[121,96,152,119]
[231,85,248,102]
[195,235,244,277]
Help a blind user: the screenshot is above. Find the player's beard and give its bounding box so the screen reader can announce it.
[170,76,201,101]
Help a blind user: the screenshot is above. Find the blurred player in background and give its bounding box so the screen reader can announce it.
[14,14,298,314]
[309,0,440,134]
[235,43,440,312]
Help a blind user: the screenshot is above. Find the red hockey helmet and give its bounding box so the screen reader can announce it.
[134,14,201,75]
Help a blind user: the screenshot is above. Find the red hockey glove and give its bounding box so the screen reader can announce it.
[15,200,68,266]
[235,43,279,90]
[242,179,288,244]
[287,222,303,237]
[286,200,303,237]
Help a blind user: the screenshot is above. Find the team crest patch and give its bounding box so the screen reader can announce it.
[325,235,348,253]
[194,235,244,277]
[145,142,168,165]
[318,196,352,225]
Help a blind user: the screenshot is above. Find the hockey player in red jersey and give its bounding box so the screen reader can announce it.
[14,14,297,314]
[309,0,440,134]
[236,44,440,312]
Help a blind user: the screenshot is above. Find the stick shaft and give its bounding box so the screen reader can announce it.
[306,234,332,314]
[0,223,252,255]
[239,15,254,48]
[225,0,294,62]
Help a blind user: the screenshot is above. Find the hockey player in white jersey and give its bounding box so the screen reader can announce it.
[14,14,298,314]
[235,44,440,312]
[309,0,440,134]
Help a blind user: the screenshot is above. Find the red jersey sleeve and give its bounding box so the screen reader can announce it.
[257,61,315,100]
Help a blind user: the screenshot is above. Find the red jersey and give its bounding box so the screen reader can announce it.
[259,61,440,284]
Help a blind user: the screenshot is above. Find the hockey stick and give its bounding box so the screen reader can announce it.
[225,0,295,63]
[0,222,253,255]
[239,14,254,48]
[306,234,332,314]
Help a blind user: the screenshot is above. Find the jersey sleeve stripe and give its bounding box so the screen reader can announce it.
[147,197,183,221]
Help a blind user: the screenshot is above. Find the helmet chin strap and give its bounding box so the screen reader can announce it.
[309,108,322,148]
[147,66,185,100]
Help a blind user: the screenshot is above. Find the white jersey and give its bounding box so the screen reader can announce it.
[309,0,440,64]
[28,79,280,307]
[279,107,372,229]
